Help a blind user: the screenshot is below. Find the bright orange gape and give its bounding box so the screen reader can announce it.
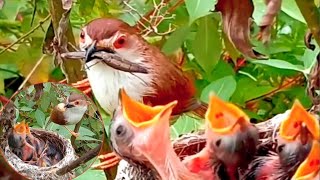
[14,120,27,135]
[92,89,177,170]
[206,95,250,134]
[279,100,320,141]
[121,88,177,127]
[292,140,320,180]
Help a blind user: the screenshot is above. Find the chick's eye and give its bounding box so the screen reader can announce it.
[113,35,126,49]
[75,101,79,105]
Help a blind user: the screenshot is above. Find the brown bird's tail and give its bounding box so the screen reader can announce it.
[192,101,208,119]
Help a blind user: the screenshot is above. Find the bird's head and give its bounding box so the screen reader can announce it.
[79,18,145,64]
[277,100,319,168]
[13,120,27,137]
[205,94,258,172]
[292,140,320,180]
[64,92,88,112]
[110,88,177,166]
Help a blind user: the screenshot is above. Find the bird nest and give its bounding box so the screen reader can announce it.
[4,128,77,180]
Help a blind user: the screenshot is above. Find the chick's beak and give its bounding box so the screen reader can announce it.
[280,100,319,141]
[206,95,250,134]
[292,140,320,180]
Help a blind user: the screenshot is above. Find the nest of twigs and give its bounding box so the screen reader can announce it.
[4,128,77,180]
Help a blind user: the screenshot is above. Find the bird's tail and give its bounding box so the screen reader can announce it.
[192,101,208,119]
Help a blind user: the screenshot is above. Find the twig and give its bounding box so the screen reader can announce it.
[18,54,46,90]
[246,75,304,104]
[295,0,320,46]
[56,143,102,175]
[61,51,148,74]
[0,15,51,55]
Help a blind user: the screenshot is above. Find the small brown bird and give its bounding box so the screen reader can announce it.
[292,140,320,180]
[79,17,207,171]
[109,89,202,180]
[183,95,258,180]
[8,121,37,162]
[49,92,88,137]
[243,100,319,180]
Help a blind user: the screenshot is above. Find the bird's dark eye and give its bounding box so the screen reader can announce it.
[277,144,285,153]
[74,101,79,105]
[215,139,221,147]
[80,31,85,43]
[113,35,126,49]
[116,125,126,137]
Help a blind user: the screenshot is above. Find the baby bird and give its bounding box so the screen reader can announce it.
[8,121,37,162]
[109,89,202,180]
[183,95,259,180]
[49,92,88,137]
[244,100,319,180]
[292,140,320,180]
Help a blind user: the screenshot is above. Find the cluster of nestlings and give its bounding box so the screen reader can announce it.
[6,92,88,168]
[105,89,319,180]
[7,121,63,167]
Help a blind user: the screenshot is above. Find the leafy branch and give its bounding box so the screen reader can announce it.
[0,15,51,55]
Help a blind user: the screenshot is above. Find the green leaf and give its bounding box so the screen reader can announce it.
[193,15,222,73]
[201,76,237,102]
[162,26,190,54]
[251,59,305,72]
[35,109,45,127]
[170,115,201,139]
[231,77,274,106]
[79,0,96,16]
[301,46,320,71]
[43,82,51,92]
[281,1,306,24]
[20,106,34,111]
[185,0,216,24]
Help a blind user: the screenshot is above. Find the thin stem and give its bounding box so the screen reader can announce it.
[0,15,51,55]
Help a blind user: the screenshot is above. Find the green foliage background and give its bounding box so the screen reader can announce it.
[0,0,319,179]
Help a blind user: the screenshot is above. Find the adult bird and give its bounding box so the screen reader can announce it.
[48,92,88,137]
[183,95,259,180]
[243,100,319,180]
[109,89,202,180]
[79,17,207,169]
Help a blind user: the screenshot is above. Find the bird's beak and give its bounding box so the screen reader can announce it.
[65,103,75,108]
[206,95,250,134]
[120,88,177,128]
[85,40,97,63]
[279,100,319,141]
[119,88,178,178]
[14,120,27,134]
[292,140,320,180]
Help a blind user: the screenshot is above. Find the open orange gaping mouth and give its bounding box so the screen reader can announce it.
[120,88,177,128]
[13,120,27,134]
[279,100,320,141]
[206,95,250,134]
[292,140,320,179]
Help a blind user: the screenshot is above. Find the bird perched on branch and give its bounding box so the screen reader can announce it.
[243,100,319,180]
[183,95,259,180]
[79,17,208,170]
[48,92,88,137]
[109,89,202,180]
[79,18,207,117]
